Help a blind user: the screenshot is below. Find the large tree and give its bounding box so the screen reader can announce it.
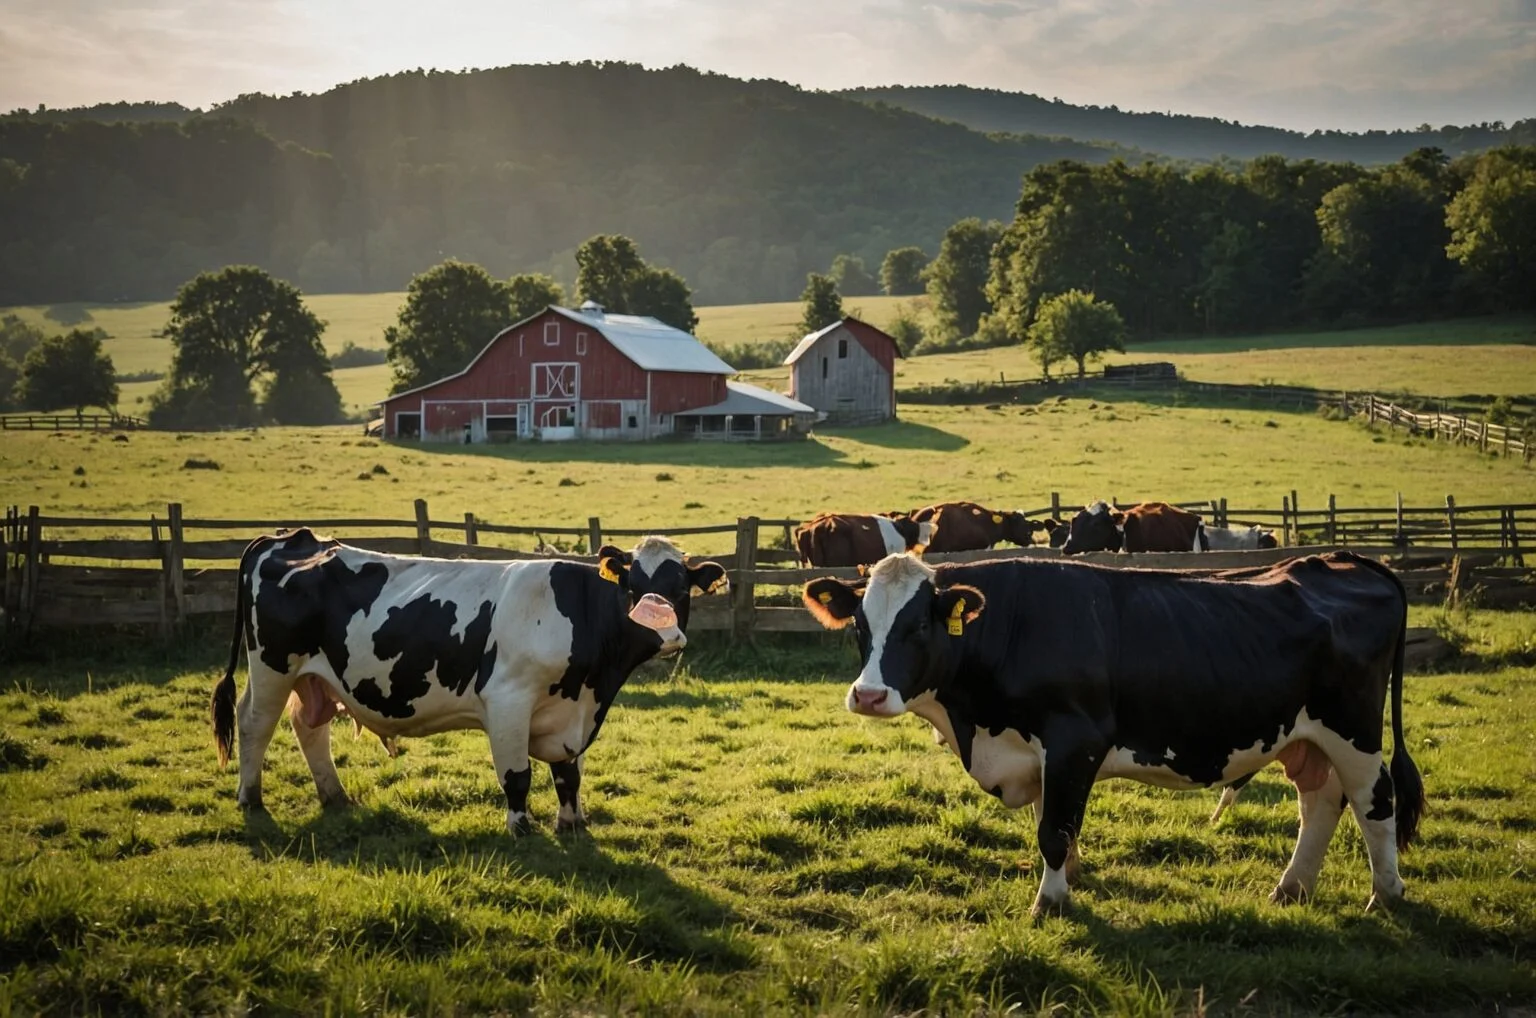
[880,247,929,295]
[152,265,339,427]
[574,234,699,331]
[927,218,1004,342]
[799,273,843,334]
[15,328,117,413]
[829,254,878,297]
[385,260,513,394]
[507,273,566,321]
[1026,290,1125,378]
[1446,149,1536,309]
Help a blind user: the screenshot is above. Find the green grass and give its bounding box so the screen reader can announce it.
[1,608,1532,1016]
[4,394,1531,557]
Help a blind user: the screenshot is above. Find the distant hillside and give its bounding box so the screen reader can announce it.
[841,85,1536,163]
[3,101,199,124]
[0,64,1127,306]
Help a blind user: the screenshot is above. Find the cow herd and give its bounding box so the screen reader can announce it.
[213,502,1420,916]
[793,499,1276,566]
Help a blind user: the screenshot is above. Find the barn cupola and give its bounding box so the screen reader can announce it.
[577,300,605,318]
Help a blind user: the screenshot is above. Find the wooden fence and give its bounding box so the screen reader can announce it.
[4,497,1533,641]
[0,412,147,431]
[1361,394,1532,461]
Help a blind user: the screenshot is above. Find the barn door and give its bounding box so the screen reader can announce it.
[532,362,579,439]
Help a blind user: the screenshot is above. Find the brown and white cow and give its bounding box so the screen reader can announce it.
[794,512,932,567]
[909,502,1046,554]
[1060,500,1205,555]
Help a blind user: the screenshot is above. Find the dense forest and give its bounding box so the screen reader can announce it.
[842,85,1536,163]
[0,64,1123,306]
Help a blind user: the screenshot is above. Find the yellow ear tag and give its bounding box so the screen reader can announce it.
[947,599,966,636]
[599,560,620,584]
[818,591,833,605]
[991,514,1003,524]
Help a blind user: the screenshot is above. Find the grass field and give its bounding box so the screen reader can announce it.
[4,393,1532,555]
[1,607,1533,1015]
[10,294,1532,417]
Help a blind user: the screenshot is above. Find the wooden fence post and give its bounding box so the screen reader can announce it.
[2,507,16,620]
[463,512,478,546]
[22,505,40,630]
[1327,494,1337,545]
[1446,554,1466,610]
[1050,492,1061,519]
[1445,495,1457,550]
[587,517,603,554]
[1506,507,1525,567]
[414,499,431,555]
[166,502,186,634]
[1290,489,1300,542]
[150,512,167,638]
[1281,496,1291,546]
[732,516,760,643]
[1395,492,1405,548]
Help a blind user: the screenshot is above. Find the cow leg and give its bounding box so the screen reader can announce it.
[235,660,297,811]
[551,756,586,834]
[286,689,349,809]
[1310,734,1406,909]
[1033,744,1101,916]
[1272,766,1346,904]
[486,705,535,834]
[1033,799,1080,883]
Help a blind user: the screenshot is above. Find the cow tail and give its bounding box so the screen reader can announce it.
[213,538,261,769]
[1388,576,1425,851]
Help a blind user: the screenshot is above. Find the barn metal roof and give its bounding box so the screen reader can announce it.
[673,381,816,417]
[782,319,846,366]
[551,306,733,375]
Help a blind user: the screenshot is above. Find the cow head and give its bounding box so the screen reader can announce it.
[999,511,1046,548]
[596,536,729,633]
[803,554,984,718]
[1042,518,1068,548]
[1254,527,1279,549]
[889,515,934,553]
[1060,501,1125,555]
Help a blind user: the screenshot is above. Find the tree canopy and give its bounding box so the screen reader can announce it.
[1026,290,1125,377]
[830,254,878,297]
[880,247,929,296]
[16,328,118,413]
[385,261,513,394]
[927,218,1004,342]
[574,235,698,332]
[151,266,339,428]
[799,274,843,334]
[507,273,566,322]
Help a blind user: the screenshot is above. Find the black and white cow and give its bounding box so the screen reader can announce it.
[595,535,729,633]
[803,551,1423,914]
[1200,523,1279,550]
[211,528,723,834]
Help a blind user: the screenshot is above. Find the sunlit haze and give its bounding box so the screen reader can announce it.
[1,0,1532,132]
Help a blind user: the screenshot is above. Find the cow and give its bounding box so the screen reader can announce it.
[595,535,730,633]
[1201,523,1279,551]
[211,528,724,834]
[909,502,1046,554]
[1042,518,1068,549]
[794,512,932,567]
[1060,500,1204,555]
[801,550,1423,915]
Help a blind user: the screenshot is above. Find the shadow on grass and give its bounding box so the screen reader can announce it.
[412,435,855,469]
[240,802,749,970]
[815,419,969,452]
[1136,314,1536,356]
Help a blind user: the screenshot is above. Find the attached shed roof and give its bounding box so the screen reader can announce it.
[782,316,903,366]
[380,305,733,404]
[673,381,816,417]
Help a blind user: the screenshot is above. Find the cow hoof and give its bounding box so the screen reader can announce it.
[506,811,533,836]
[1270,882,1311,906]
[554,817,588,836]
[319,791,352,811]
[237,791,264,812]
[1030,894,1072,919]
[1366,887,1405,913]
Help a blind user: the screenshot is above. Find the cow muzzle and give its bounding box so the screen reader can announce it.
[847,682,901,717]
[655,626,687,657]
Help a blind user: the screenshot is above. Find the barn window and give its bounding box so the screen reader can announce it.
[576,331,587,355]
[627,415,638,429]
[821,356,828,379]
[544,321,559,346]
[395,412,421,439]
[838,338,848,359]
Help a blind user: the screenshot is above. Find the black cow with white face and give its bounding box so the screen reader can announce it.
[595,536,729,633]
[803,551,1423,915]
[211,528,706,834]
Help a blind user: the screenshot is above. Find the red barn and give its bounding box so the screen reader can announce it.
[377,303,736,442]
[783,316,902,426]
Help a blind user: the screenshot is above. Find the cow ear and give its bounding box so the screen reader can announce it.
[1109,510,1127,526]
[596,544,629,563]
[597,552,629,588]
[803,578,860,629]
[687,560,730,595]
[933,584,985,635]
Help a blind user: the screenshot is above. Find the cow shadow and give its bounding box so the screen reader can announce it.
[238,803,748,971]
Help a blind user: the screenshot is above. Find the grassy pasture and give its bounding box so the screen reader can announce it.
[1,609,1533,1015]
[3,394,1532,557]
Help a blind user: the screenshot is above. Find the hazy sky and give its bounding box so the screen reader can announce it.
[1,0,1532,132]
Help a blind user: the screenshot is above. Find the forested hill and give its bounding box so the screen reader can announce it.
[0,63,1125,306]
[841,85,1536,163]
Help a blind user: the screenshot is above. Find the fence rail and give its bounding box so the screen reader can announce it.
[4,496,1533,640]
[0,412,146,431]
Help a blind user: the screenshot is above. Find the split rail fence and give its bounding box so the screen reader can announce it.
[4,494,1532,642]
